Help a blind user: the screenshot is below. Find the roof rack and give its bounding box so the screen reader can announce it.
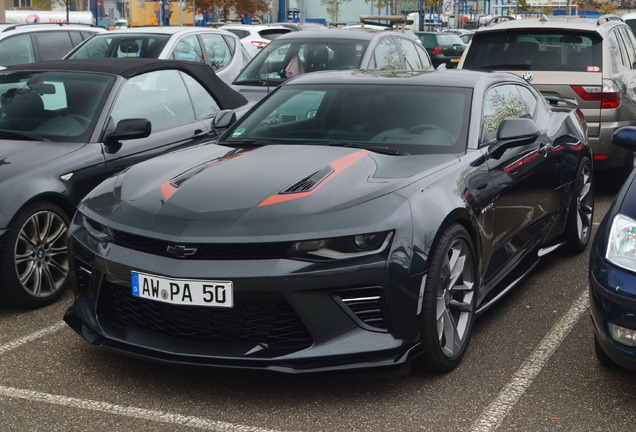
[597,14,623,25]
[0,22,99,32]
[359,15,412,32]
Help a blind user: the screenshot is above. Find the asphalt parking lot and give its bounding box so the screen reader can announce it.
[1,174,635,432]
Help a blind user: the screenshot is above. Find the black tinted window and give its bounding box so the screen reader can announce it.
[33,32,74,61]
[463,30,603,72]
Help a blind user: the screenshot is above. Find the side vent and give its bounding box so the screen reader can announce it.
[74,258,94,294]
[334,287,388,332]
[282,166,334,194]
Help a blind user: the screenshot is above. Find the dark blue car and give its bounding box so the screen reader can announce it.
[590,126,636,370]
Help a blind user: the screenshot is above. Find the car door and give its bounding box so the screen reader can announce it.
[481,83,561,281]
[102,69,214,174]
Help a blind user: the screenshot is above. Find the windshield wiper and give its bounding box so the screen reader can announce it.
[219,139,273,147]
[327,142,409,156]
[234,79,282,86]
[0,129,49,141]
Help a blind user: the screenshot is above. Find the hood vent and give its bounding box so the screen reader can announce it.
[281,166,334,194]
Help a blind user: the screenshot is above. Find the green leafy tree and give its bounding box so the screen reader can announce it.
[321,0,353,23]
[365,0,419,15]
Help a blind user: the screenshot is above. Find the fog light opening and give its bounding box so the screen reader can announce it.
[608,322,636,347]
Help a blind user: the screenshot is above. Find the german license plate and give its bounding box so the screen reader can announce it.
[131,271,233,308]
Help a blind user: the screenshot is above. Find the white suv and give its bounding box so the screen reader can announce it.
[0,22,104,68]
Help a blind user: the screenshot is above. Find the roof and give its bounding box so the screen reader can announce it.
[281,68,520,88]
[476,16,625,33]
[273,28,387,42]
[5,58,248,109]
[0,22,104,33]
[95,26,234,36]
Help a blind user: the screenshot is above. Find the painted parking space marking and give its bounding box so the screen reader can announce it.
[470,290,589,432]
[0,385,282,432]
[0,322,66,356]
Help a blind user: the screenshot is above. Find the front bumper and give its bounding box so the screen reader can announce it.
[589,248,636,370]
[64,225,425,374]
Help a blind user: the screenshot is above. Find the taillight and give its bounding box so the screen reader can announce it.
[251,40,269,49]
[571,79,621,109]
[432,46,443,55]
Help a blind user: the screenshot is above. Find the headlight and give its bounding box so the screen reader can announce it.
[288,231,393,260]
[81,214,113,243]
[606,213,636,272]
[608,322,636,347]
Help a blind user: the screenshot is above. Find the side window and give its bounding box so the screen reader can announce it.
[515,85,538,120]
[32,32,74,61]
[180,72,221,119]
[110,70,196,132]
[414,42,432,68]
[68,31,84,46]
[397,38,425,70]
[618,27,636,68]
[372,38,402,70]
[608,30,628,73]
[170,35,205,63]
[482,85,533,142]
[200,33,232,71]
[0,34,34,67]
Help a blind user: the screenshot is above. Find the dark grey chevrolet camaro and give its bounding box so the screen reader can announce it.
[64,69,593,374]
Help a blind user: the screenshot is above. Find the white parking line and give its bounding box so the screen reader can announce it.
[0,385,282,432]
[0,322,66,356]
[470,290,589,432]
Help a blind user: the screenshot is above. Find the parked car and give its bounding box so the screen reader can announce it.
[64,69,592,374]
[416,31,466,68]
[590,126,636,370]
[220,24,291,57]
[622,12,636,35]
[0,22,104,69]
[274,22,329,32]
[459,30,475,44]
[64,26,251,84]
[460,14,636,179]
[0,58,249,308]
[232,29,433,100]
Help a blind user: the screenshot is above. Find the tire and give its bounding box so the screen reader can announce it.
[594,335,617,369]
[565,157,594,254]
[0,201,70,308]
[414,224,477,373]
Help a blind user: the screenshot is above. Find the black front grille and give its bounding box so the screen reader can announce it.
[98,282,313,352]
[111,230,293,260]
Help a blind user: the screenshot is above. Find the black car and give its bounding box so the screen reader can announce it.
[590,126,636,370]
[64,69,593,374]
[416,32,465,68]
[232,29,432,100]
[0,58,248,308]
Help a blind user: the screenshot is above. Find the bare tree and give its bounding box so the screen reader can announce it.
[321,0,354,23]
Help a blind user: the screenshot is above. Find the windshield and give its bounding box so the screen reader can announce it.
[222,83,471,156]
[234,38,369,85]
[463,30,603,71]
[68,34,171,59]
[0,71,114,142]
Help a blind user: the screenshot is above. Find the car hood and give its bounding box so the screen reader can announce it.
[0,140,85,182]
[82,143,459,240]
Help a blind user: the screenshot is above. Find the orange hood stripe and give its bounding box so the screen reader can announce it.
[258,150,370,207]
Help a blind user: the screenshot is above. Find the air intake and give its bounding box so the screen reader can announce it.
[334,287,388,332]
[282,166,334,194]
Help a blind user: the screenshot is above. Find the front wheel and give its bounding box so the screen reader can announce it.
[414,224,477,373]
[565,157,594,254]
[0,201,70,308]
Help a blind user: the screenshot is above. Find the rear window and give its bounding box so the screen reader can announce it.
[463,30,603,72]
[435,34,464,46]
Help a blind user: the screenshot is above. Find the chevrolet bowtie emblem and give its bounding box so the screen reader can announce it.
[167,244,198,258]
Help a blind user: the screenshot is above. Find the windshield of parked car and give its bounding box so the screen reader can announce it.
[463,30,603,71]
[0,71,114,142]
[234,38,369,85]
[221,83,471,155]
[68,34,171,59]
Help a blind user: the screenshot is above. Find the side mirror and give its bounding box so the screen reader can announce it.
[612,126,636,151]
[212,109,237,130]
[105,118,151,142]
[489,118,540,159]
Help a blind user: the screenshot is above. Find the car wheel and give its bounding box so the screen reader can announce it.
[594,335,617,368]
[566,157,594,254]
[0,201,70,308]
[414,223,477,373]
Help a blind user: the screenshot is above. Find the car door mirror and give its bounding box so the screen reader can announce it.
[489,118,540,159]
[612,126,636,151]
[105,118,151,143]
[212,109,237,133]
